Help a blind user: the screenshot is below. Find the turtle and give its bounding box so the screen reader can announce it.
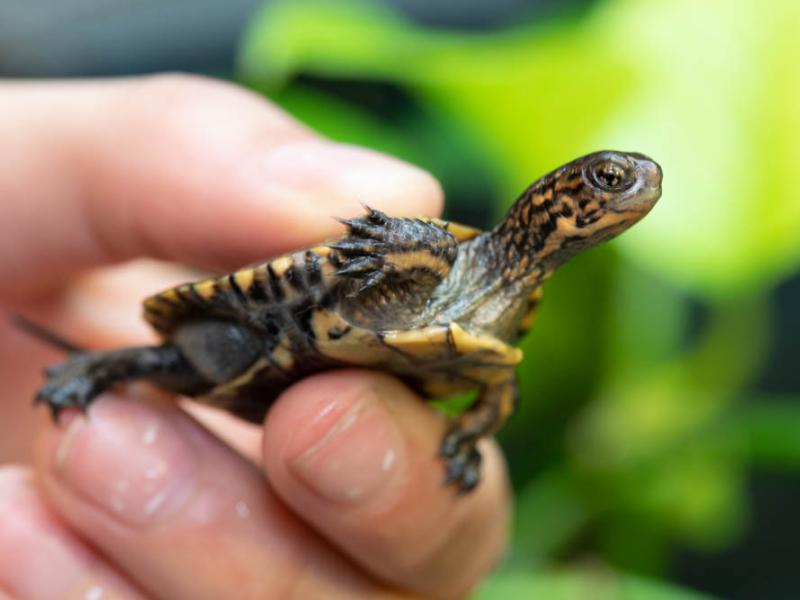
[32,150,662,492]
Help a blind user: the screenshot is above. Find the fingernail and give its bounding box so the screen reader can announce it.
[286,383,405,504]
[50,395,196,527]
[254,140,440,213]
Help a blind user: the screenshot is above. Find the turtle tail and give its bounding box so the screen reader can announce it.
[11,315,84,354]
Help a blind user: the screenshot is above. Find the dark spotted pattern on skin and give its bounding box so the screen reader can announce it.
[491,151,661,283]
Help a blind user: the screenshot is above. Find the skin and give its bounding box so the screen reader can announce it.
[0,74,509,600]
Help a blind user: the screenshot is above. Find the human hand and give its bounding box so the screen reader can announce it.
[0,75,510,599]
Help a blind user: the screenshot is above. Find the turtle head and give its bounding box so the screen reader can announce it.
[491,150,662,282]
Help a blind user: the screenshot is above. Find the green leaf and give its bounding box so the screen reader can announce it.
[510,470,591,564]
[600,0,800,297]
[726,400,800,468]
[475,569,716,600]
[240,0,800,298]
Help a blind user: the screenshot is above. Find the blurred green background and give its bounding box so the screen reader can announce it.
[236,1,800,598]
[6,0,799,597]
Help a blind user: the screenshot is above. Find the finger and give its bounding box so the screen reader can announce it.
[0,466,147,600]
[0,74,442,302]
[34,392,413,600]
[3,261,267,468]
[0,261,198,466]
[262,371,511,599]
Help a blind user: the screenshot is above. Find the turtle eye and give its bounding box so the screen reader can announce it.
[588,160,631,191]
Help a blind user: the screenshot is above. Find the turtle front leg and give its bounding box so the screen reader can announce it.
[379,322,522,492]
[440,379,518,492]
[331,207,459,327]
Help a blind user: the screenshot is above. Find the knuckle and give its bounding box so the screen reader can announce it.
[135,72,233,105]
[116,72,306,168]
[122,73,257,148]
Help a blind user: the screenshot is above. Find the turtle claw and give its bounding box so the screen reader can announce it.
[44,363,67,377]
[440,431,483,493]
[36,354,105,421]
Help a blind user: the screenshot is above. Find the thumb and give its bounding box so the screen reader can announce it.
[262,370,510,600]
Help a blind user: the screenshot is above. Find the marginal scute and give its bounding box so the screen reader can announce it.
[233,268,255,291]
[382,326,450,355]
[309,245,333,257]
[269,256,293,277]
[159,289,181,304]
[381,323,522,366]
[448,323,522,365]
[193,280,217,300]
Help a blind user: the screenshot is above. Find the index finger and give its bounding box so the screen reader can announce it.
[0,74,442,301]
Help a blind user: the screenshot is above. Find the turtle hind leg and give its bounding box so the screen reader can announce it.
[439,379,518,493]
[38,320,268,422]
[37,345,211,421]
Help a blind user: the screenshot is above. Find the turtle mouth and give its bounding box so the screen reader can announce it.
[618,154,662,212]
[639,156,663,190]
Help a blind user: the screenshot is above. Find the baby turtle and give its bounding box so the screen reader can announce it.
[35,150,662,492]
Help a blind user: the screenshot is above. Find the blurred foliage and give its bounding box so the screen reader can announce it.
[238,0,800,597]
[474,567,713,600]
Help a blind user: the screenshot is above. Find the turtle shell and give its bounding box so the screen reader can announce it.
[138,217,522,416]
[142,217,485,337]
[33,150,662,492]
